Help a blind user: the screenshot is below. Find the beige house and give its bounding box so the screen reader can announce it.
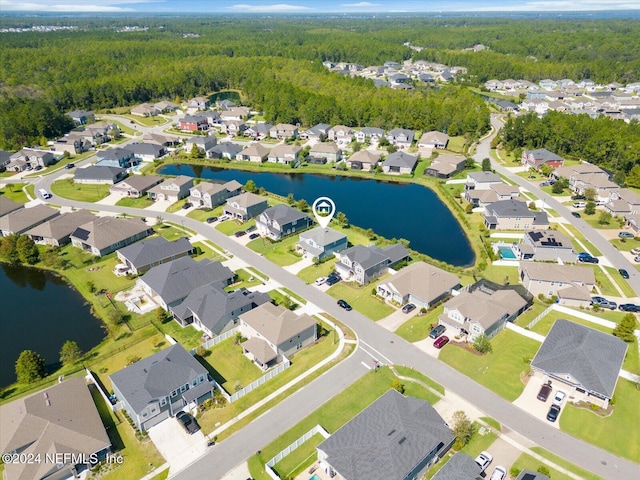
[148,175,194,202]
[70,216,153,257]
[25,209,96,246]
[269,123,298,139]
[109,175,164,198]
[308,142,342,163]
[224,192,268,221]
[346,150,381,171]
[0,204,60,237]
[267,144,302,165]
[519,263,595,306]
[418,131,449,149]
[236,143,270,163]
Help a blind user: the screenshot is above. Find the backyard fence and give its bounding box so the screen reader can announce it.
[526,304,555,329]
[265,424,331,480]
[190,326,241,353]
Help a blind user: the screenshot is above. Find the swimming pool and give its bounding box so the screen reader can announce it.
[309,474,321,480]
[498,246,517,259]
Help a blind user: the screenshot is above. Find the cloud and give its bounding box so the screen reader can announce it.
[341,2,381,7]
[465,1,640,11]
[0,0,159,11]
[227,3,312,12]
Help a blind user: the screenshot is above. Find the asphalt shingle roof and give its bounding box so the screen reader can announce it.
[240,302,316,346]
[71,216,151,251]
[383,151,418,169]
[117,236,193,270]
[432,453,482,480]
[74,165,126,181]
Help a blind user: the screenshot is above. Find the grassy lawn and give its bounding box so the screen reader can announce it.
[610,237,640,252]
[187,205,224,221]
[591,265,619,297]
[393,365,444,395]
[479,264,520,285]
[395,304,443,342]
[529,447,604,480]
[216,218,256,235]
[0,183,29,203]
[273,433,324,479]
[199,337,263,393]
[115,196,154,208]
[192,241,227,262]
[516,300,551,327]
[280,287,307,306]
[153,224,188,240]
[225,268,264,291]
[297,258,338,284]
[269,289,301,310]
[446,135,468,153]
[165,198,189,213]
[123,114,170,127]
[51,179,110,202]
[155,319,203,350]
[326,282,395,321]
[247,266,269,281]
[439,330,541,401]
[581,215,623,230]
[558,223,602,257]
[511,452,583,480]
[25,184,35,200]
[247,235,301,266]
[603,265,636,297]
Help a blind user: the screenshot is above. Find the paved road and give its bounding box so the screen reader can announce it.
[31,132,639,480]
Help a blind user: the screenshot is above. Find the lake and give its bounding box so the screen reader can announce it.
[158,164,475,266]
[0,263,105,387]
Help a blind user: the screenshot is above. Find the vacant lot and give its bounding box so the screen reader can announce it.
[326,282,395,320]
[51,179,110,202]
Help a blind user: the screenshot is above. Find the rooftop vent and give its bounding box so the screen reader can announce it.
[398,437,407,445]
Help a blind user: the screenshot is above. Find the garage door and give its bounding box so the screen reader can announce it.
[142,410,171,431]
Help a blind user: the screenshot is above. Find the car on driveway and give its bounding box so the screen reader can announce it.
[326,274,341,286]
[553,390,566,406]
[537,381,552,401]
[618,231,635,239]
[182,202,192,210]
[619,268,630,279]
[249,233,259,240]
[631,247,640,255]
[591,296,617,310]
[246,225,257,232]
[219,214,230,221]
[176,411,200,434]
[546,404,561,422]
[474,451,493,472]
[337,299,352,311]
[206,216,218,224]
[571,194,586,200]
[234,230,246,237]
[571,211,581,218]
[315,277,327,286]
[577,252,599,264]
[573,201,587,208]
[490,466,507,480]
[429,325,446,339]
[433,336,449,349]
[401,303,416,314]
[619,303,640,312]
[635,255,640,263]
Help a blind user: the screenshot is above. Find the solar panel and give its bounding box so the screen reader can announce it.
[74,228,90,241]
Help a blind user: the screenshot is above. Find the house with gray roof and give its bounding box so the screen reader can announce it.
[207,142,243,160]
[96,147,136,168]
[0,204,60,237]
[522,148,564,170]
[7,148,56,172]
[70,216,153,257]
[245,122,273,140]
[189,179,242,208]
[109,174,164,198]
[465,171,502,192]
[0,149,12,169]
[127,142,166,162]
[269,123,298,140]
[131,103,158,117]
[110,344,212,432]
[66,109,95,125]
[296,227,348,261]
[336,244,410,285]
[25,209,96,246]
[52,132,93,155]
[236,143,270,163]
[376,261,460,309]
[301,123,331,142]
[116,236,194,275]
[0,196,24,218]
[0,378,111,480]
[154,100,178,113]
[386,128,415,149]
[148,175,194,203]
[355,127,385,145]
[516,230,576,263]
[74,165,128,185]
[239,302,317,369]
[418,131,449,149]
[347,150,381,171]
[519,263,595,307]
[382,152,418,175]
[256,204,313,240]
[432,453,482,480]
[138,256,234,310]
[465,183,520,207]
[425,154,466,179]
[516,470,550,480]
[224,192,268,222]
[143,132,181,148]
[317,389,455,480]
[171,285,271,337]
[531,320,627,407]
[483,199,549,230]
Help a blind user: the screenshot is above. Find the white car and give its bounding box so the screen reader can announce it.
[38,189,52,199]
[474,451,493,472]
[490,466,507,480]
[573,201,587,208]
[315,277,327,286]
[553,390,566,406]
[631,247,640,256]
[218,214,231,221]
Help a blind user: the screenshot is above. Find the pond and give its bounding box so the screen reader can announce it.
[158,164,475,267]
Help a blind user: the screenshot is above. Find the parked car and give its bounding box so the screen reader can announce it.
[206,216,218,224]
[619,268,630,279]
[631,247,640,255]
[34,165,43,171]
[429,325,446,339]
[474,451,493,472]
[571,212,581,218]
[618,231,635,239]
[249,233,260,240]
[176,411,200,434]
[537,381,552,401]
[234,230,246,237]
[219,214,230,221]
[553,390,566,406]
[490,466,507,480]
[571,194,586,200]
[577,252,599,264]
[38,189,52,199]
[337,299,352,311]
[65,163,75,169]
[540,181,550,187]
[635,255,640,263]
[401,303,416,314]
[246,225,257,232]
[315,277,327,286]
[619,303,640,312]
[182,202,192,210]
[547,404,561,422]
[573,201,587,208]
[591,296,617,310]
[326,274,341,286]
[433,335,449,349]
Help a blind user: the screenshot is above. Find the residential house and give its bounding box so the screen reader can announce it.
[66,109,95,125]
[376,261,460,309]
[74,165,128,185]
[116,236,194,275]
[110,344,212,432]
[572,174,619,201]
[256,204,313,240]
[154,100,179,113]
[52,132,92,155]
[25,209,96,246]
[186,96,210,112]
[465,171,502,192]
[0,204,60,237]
[425,154,466,179]
[308,142,341,163]
[317,389,455,480]
[188,179,242,208]
[539,79,557,89]
[386,128,415,149]
[82,122,119,145]
[296,227,348,261]
[552,163,608,190]
[236,143,270,163]
[438,280,529,341]
[185,135,217,155]
[516,470,550,480]
[70,216,153,257]
[346,150,381,171]
[216,99,235,110]
[148,175,194,202]
[220,106,250,121]
[389,73,411,87]
[138,256,234,310]
[224,192,268,222]
[355,127,385,146]
[516,230,576,262]
[382,151,418,175]
[109,174,163,198]
[432,453,482,480]
[418,131,449,149]
[0,149,12,169]
[0,378,111,480]
[7,148,56,172]
[269,123,298,140]
[95,147,136,168]
[245,122,273,140]
[302,123,331,142]
[267,144,302,165]
[142,132,181,149]
[328,125,354,145]
[0,196,24,218]
[530,320,627,407]
[336,244,410,285]
[128,143,166,162]
[221,119,247,137]
[239,302,317,369]
[610,188,640,215]
[130,103,158,117]
[483,199,549,230]
[171,285,271,337]
[519,263,595,306]
[496,100,519,112]
[179,115,209,132]
[207,142,243,160]
[522,148,565,170]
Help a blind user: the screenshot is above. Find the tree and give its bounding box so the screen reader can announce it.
[539,163,553,177]
[287,193,295,205]
[336,211,349,227]
[584,187,597,201]
[451,410,474,447]
[16,235,39,264]
[15,350,46,384]
[473,334,493,354]
[537,466,550,476]
[390,379,405,394]
[626,164,640,188]
[190,143,204,159]
[296,199,309,212]
[551,181,564,194]
[365,228,376,240]
[244,180,257,193]
[464,157,475,169]
[613,313,638,342]
[481,158,491,171]
[598,211,612,225]
[0,234,19,263]
[59,340,82,366]
[584,201,596,215]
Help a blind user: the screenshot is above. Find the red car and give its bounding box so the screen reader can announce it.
[433,335,449,349]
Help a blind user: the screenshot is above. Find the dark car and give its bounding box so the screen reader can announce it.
[326,275,341,286]
[537,381,552,401]
[591,296,617,310]
[337,299,352,311]
[571,194,586,200]
[433,335,449,349]
[246,225,257,232]
[182,202,192,210]
[429,325,446,339]
[65,163,75,169]
[619,303,640,312]
[546,404,561,422]
[234,230,247,237]
[577,253,598,264]
[571,212,581,218]
[206,216,218,224]
[249,233,260,240]
[619,268,630,279]
[176,411,200,434]
[401,303,416,314]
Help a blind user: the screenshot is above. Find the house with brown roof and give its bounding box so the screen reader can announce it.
[148,175,194,202]
[269,123,298,140]
[224,192,268,222]
[7,148,56,172]
[220,106,250,121]
[0,196,24,218]
[267,144,302,165]
[236,143,270,163]
[109,175,163,198]
[131,103,158,117]
[0,204,60,237]
[519,263,595,306]
[70,216,153,257]
[425,154,466,179]
[239,302,317,369]
[308,142,342,163]
[465,183,520,207]
[328,125,354,145]
[418,131,449,149]
[26,209,96,246]
[189,180,242,208]
[608,188,640,216]
[346,150,381,171]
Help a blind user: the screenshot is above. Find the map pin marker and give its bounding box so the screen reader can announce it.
[312,196,336,229]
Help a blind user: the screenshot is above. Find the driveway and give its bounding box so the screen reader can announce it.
[378,307,410,332]
[144,199,173,212]
[484,435,524,476]
[283,256,314,274]
[512,376,563,429]
[96,193,122,206]
[147,415,208,474]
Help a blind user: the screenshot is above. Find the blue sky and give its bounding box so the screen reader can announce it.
[1,0,639,13]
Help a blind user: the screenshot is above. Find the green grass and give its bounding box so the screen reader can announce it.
[155,319,203,350]
[273,433,324,479]
[559,223,602,257]
[0,183,29,203]
[479,264,519,285]
[247,235,302,266]
[247,266,268,281]
[395,304,444,342]
[25,184,35,200]
[153,224,187,240]
[191,241,227,262]
[326,282,395,321]
[446,135,469,153]
[186,205,224,221]
[479,417,501,432]
[165,198,189,213]
[199,337,263,393]
[529,447,604,480]
[225,268,264,291]
[393,365,445,395]
[582,214,623,230]
[603,265,636,297]
[280,287,307,306]
[511,452,582,480]
[610,237,640,252]
[297,258,338,284]
[268,289,301,310]
[123,113,170,127]
[459,422,498,458]
[216,218,256,236]
[592,265,619,297]
[439,330,541,401]
[115,196,154,208]
[148,470,169,480]
[516,300,552,327]
[51,179,110,202]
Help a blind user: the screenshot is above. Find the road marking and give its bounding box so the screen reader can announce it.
[360,362,371,370]
[359,340,393,365]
